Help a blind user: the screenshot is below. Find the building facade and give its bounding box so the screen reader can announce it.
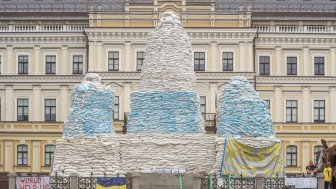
[0,0,336,177]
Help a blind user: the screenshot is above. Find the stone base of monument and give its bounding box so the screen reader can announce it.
[119,134,216,174]
[212,137,284,177]
[52,137,123,177]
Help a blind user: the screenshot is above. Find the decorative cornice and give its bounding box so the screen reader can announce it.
[256,35,336,46]
[257,76,336,85]
[0,33,86,44]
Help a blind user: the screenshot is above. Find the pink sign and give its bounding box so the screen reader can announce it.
[16,177,50,189]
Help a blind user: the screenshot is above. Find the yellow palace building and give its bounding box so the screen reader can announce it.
[0,0,336,181]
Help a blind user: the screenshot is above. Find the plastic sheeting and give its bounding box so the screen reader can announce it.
[216,76,274,138]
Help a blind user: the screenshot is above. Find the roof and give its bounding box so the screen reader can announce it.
[0,0,335,13]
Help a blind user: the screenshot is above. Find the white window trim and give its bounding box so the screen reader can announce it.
[311,97,328,123]
[44,144,55,166]
[15,96,31,121]
[15,143,29,166]
[192,50,207,71]
[105,47,122,72]
[16,52,31,74]
[284,53,300,76]
[43,98,58,122]
[311,53,327,76]
[43,53,58,75]
[71,53,86,74]
[256,52,272,75]
[134,49,145,71]
[284,98,300,123]
[220,48,235,72]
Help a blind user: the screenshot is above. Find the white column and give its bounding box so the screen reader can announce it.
[34,46,40,74]
[274,87,282,122]
[247,42,253,72]
[61,46,68,74]
[60,85,69,122]
[32,140,41,172]
[88,42,95,72]
[210,42,217,72]
[4,140,13,172]
[6,45,14,74]
[125,42,131,71]
[32,85,42,121]
[123,82,131,113]
[97,42,102,71]
[301,141,310,172]
[330,48,336,76]
[5,85,14,121]
[239,42,245,72]
[275,46,281,75]
[303,47,309,76]
[209,82,217,113]
[302,87,310,123]
[330,87,336,122]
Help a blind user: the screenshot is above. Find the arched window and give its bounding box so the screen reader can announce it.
[17,144,28,165]
[314,145,324,165]
[286,145,297,167]
[45,145,55,166]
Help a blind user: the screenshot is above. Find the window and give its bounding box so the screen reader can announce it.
[0,54,2,74]
[314,57,324,75]
[108,51,119,71]
[222,52,233,71]
[259,56,270,75]
[45,99,56,121]
[17,144,28,165]
[18,55,28,74]
[136,52,145,71]
[113,96,119,120]
[194,52,205,71]
[314,100,325,122]
[200,96,206,119]
[286,145,297,167]
[45,55,56,74]
[287,57,297,75]
[73,55,83,74]
[286,100,298,123]
[45,145,55,166]
[265,100,270,110]
[17,99,29,121]
[314,145,324,165]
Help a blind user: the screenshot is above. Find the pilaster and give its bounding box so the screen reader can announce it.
[239,42,245,71]
[32,85,41,121]
[302,87,310,123]
[5,85,14,121]
[34,45,40,74]
[210,82,217,113]
[210,42,217,72]
[275,46,281,76]
[32,140,41,172]
[4,140,13,172]
[60,85,69,122]
[125,42,131,71]
[274,86,282,122]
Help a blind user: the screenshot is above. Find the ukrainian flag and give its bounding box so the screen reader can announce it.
[96,177,126,189]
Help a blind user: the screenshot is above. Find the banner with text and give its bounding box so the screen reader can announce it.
[16,177,50,189]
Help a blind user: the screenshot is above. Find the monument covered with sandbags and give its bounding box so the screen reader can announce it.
[51,11,284,181]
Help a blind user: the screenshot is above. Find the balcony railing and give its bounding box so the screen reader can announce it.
[0,24,88,32]
[254,25,335,33]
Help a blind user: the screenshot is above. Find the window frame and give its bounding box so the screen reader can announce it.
[314,57,325,76]
[45,99,56,122]
[314,100,325,123]
[314,145,324,165]
[45,144,55,166]
[194,52,206,71]
[17,144,28,166]
[17,98,29,121]
[113,96,119,120]
[18,55,29,74]
[286,100,298,123]
[222,52,234,71]
[45,55,56,74]
[136,51,145,71]
[0,54,2,74]
[286,56,297,75]
[72,55,84,74]
[200,96,206,119]
[286,145,297,167]
[108,51,119,71]
[259,56,270,75]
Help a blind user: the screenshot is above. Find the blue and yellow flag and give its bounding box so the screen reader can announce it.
[96,177,126,189]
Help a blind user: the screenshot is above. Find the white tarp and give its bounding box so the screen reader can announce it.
[285,178,317,188]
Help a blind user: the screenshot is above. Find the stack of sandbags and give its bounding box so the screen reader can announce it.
[140,12,196,91]
[216,76,274,138]
[127,91,203,133]
[119,134,216,174]
[52,137,124,177]
[63,73,115,138]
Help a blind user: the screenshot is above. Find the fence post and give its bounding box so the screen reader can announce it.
[69,172,78,189]
[7,172,16,189]
[193,174,202,189]
[255,173,264,189]
[131,173,140,189]
[316,173,324,189]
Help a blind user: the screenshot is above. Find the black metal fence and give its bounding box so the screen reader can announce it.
[201,174,295,189]
[49,175,132,189]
